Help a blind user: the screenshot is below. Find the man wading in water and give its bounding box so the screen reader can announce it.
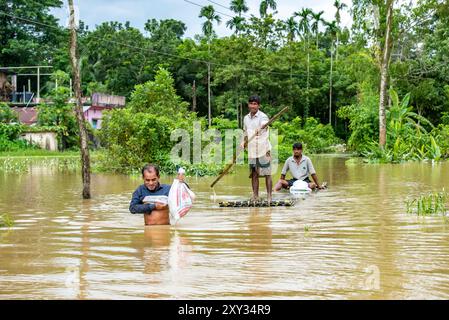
[240,95,273,203]
[129,164,185,225]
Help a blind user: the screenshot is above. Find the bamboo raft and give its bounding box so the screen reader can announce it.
[219,199,296,207]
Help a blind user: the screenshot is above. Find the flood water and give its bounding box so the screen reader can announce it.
[1,155,449,299]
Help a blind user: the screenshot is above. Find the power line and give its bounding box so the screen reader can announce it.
[0,10,65,31]
[205,0,251,19]
[184,0,234,18]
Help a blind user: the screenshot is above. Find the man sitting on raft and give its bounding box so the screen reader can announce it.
[129,164,185,225]
[274,143,323,191]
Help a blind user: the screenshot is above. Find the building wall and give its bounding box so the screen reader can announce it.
[21,132,58,151]
[84,108,103,129]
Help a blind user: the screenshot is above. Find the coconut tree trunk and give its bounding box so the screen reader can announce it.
[379,0,394,148]
[336,32,339,62]
[68,0,91,199]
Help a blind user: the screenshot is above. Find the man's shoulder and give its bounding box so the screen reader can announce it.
[258,110,268,117]
[284,156,293,163]
[302,155,313,162]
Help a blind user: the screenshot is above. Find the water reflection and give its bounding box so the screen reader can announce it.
[2,157,449,299]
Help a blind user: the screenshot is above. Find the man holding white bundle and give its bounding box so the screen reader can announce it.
[129,164,191,225]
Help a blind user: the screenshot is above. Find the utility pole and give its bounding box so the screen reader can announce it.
[207,62,211,127]
[37,67,40,103]
[68,0,91,199]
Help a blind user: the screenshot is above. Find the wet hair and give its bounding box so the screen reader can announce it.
[141,163,160,177]
[293,142,303,150]
[248,95,261,104]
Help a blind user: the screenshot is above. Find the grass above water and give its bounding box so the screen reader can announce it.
[0,213,14,228]
[405,190,448,216]
[0,150,223,176]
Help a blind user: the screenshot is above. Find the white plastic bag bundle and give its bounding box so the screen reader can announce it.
[168,168,196,224]
[289,179,312,196]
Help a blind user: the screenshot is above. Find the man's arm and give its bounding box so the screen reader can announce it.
[280,159,289,181]
[129,189,155,214]
[240,118,248,149]
[308,159,322,189]
[311,173,321,189]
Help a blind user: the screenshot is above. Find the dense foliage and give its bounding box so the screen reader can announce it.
[1,0,448,164]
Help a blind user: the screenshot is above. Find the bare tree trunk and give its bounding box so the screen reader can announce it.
[329,43,334,125]
[379,0,394,149]
[68,0,91,199]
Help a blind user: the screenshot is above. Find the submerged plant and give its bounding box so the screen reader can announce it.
[0,213,14,228]
[405,190,448,216]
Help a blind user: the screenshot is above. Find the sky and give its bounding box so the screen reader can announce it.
[51,0,353,38]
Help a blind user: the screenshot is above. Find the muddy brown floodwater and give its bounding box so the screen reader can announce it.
[1,155,449,299]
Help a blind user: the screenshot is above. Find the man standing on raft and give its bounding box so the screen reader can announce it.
[240,95,273,203]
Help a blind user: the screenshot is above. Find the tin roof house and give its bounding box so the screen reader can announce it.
[83,93,126,129]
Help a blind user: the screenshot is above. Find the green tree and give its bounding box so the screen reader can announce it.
[295,8,313,118]
[37,71,78,150]
[311,10,325,48]
[259,0,277,17]
[0,0,65,66]
[227,0,249,35]
[334,0,348,60]
[284,17,297,43]
[128,68,189,115]
[199,5,222,40]
[199,5,221,127]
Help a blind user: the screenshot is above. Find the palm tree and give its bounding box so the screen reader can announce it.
[227,0,249,35]
[334,0,347,61]
[199,5,221,127]
[326,21,338,125]
[199,5,221,40]
[230,0,249,14]
[295,8,312,48]
[295,8,312,118]
[226,16,246,34]
[259,0,277,18]
[284,16,297,43]
[311,10,325,48]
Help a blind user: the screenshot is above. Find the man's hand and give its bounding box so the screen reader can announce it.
[154,202,168,210]
[239,141,246,149]
[177,172,185,182]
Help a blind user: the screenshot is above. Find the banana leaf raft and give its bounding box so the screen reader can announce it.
[219,199,296,207]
